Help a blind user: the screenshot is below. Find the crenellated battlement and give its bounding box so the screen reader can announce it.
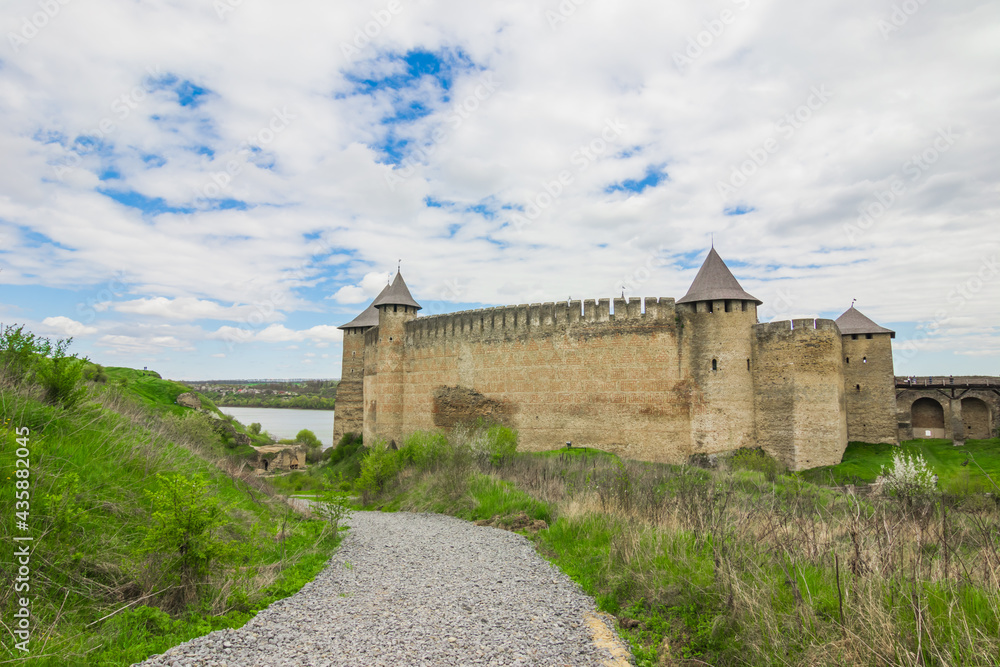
[401,296,677,344]
[754,318,839,336]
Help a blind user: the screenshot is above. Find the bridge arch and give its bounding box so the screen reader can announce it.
[911,397,945,439]
[961,397,992,439]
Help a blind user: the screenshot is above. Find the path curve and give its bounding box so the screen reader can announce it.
[136,511,632,667]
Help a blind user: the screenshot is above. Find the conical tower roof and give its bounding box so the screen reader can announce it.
[676,248,762,305]
[372,271,421,310]
[835,306,895,338]
[337,284,390,330]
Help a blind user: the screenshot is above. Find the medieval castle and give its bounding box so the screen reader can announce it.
[333,249,997,471]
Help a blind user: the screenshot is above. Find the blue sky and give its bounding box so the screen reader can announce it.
[0,0,998,380]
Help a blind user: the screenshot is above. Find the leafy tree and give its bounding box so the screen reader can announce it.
[141,475,238,591]
[248,422,262,435]
[296,428,322,449]
[35,337,89,408]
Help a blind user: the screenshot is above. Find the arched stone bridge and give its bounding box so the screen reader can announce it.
[895,376,1000,443]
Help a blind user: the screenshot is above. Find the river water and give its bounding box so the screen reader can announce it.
[220,406,335,447]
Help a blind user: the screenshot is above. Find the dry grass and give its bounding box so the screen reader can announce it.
[494,452,1000,666]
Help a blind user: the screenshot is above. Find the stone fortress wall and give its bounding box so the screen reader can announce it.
[335,250,993,471]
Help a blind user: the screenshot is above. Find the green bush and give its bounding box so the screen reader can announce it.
[36,338,89,408]
[354,439,404,503]
[141,475,240,590]
[0,323,46,385]
[401,430,451,469]
[729,447,785,482]
[463,422,518,468]
[328,432,363,465]
[296,428,322,449]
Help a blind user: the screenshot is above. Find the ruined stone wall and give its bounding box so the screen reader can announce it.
[678,300,758,455]
[841,333,897,444]
[333,327,366,442]
[397,297,694,463]
[752,319,847,470]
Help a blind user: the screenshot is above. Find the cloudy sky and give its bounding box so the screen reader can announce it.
[1,0,997,380]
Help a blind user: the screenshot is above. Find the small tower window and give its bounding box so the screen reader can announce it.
[746,358,750,371]
[863,356,867,363]
[389,337,393,341]
[856,384,861,392]
[865,333,873,339]
[707,302,714,313]
[845,357,849,364]
[851,334,858,340]
[712,358,718,371]
[724,300,732,313]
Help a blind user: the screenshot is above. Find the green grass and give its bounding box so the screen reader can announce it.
[0,367,342,665]
[105,366,211,417]
[800,438,1000,492]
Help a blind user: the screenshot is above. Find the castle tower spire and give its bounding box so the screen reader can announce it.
[676,247,761,305]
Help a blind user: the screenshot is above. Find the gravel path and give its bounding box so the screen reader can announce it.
[136,511,632,667]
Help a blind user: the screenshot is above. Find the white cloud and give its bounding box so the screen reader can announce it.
[114,296,283,322]
[330,271,392,303]
[40,316,98,337]
[0,0,997,376]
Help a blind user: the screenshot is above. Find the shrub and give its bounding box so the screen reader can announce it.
[0,323,46,385]
[328,432,363,466]
[873,451,938,502]
[141,475,239,592]
[312,480,353,531]
[463,422,519,468]
[36,338,89,408]
[729,447,785,482]
[354,439,403,503]
[401,431,451,470]
[248,422,262,435]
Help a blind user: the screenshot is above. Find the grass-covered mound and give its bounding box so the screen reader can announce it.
[0,326,342,665]
[801,438,1000,493]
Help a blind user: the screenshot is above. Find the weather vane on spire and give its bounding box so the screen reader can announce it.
[711,232,714,248]
[851,298,857,308]
[397,258,401,273]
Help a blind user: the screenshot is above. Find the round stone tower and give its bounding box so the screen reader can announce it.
[835,306,897,444]
[676,248,761,456]
[333,284,389,443]
[367,271,421,445]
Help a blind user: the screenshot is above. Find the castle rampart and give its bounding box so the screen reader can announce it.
[336,252,901,471]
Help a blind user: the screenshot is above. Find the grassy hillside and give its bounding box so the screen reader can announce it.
[801,438,1000,492]
[0,331,342,665]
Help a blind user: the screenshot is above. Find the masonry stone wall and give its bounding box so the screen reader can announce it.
[752,319,847,470]
[332,328,365,442]
[842,333,897,444]
[396,297,694,462]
